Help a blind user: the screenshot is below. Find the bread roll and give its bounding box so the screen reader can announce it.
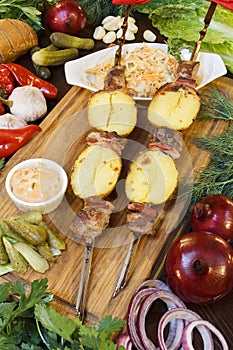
[0,19,38,63]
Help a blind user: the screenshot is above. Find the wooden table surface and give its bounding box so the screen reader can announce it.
[1,12,233,349]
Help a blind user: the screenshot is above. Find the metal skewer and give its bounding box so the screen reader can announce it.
[112,232,140,298]
[76,237,94,322]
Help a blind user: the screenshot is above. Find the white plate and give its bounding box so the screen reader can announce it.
[64,43,227,101]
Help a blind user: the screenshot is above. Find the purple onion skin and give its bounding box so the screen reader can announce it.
[164,231,233,305]
[191,194,233,243]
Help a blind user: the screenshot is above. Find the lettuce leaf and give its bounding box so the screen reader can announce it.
[135,0,233,73]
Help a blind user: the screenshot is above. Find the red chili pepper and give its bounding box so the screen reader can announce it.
[2,63,58,100]
[112,0,150,4]
[0,124,42,158]
[213,0,233,11]
[0,64,15,98]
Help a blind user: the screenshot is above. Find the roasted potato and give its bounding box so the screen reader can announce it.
[148,82,201,130]
[71,145,122,198]
[125,149,178,205]
[88,90,137,137]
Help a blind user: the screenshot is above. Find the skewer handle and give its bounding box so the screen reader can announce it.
[112,233,141,298]
[76,237,94,322]
[114,5,131,66]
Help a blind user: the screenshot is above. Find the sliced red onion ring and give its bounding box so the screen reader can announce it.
[135,279,172,293]
[127,288,156,350]
[158,308,214,350]
[137,290,187,350]
[182,320,229,350]
[116,333,133,350]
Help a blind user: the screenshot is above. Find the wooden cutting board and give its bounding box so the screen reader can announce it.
[0,77,232,323]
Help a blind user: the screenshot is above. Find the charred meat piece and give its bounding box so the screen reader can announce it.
[148,127,184,159]
[86,131,127,155]
[126,202,158,235]
[177,60,200,87]
[70,197,115,240]
[104,65,137,96]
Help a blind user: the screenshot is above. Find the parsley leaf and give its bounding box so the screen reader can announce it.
[35,304,77,342]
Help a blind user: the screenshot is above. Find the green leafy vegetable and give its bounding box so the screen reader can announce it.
[0,278,125,349]
[135,0,233,73]
[0,0,56,32]
[78,0,120,26]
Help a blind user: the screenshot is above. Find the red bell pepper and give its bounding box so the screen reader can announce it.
[2,63,58,100]
[0,65,15,98]
[112,0,150,4]
[0,124,42,158]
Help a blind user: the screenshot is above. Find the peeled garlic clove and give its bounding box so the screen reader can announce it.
[103,31,117,44]
[125,30,135,41]
[93,26,106,40]
[128,16,136,23]
[128,22,138,34]
[116,28,123,39]
[102,15,116,25]
[103,16,122,31]
[9,86,47,122]
[143,30,157,42]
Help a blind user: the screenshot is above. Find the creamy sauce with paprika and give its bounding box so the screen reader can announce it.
[10,164,62,203]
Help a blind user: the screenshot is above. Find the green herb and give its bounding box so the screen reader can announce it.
[0,278,125,349]
[0,159,4,170]
[198,85,233,121]
[135,0,233,73]
[0,0,56,32]
[181,126,233,206]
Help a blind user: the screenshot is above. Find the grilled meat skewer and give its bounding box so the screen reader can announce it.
[112,128,183,298]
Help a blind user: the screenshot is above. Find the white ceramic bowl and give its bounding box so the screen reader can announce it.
[5,158,68,214]
[64,43,227,101]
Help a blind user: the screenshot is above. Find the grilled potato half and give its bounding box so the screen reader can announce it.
[125,149,178,205]
[88,90,137,137]
[148,82,201,130]
[71,145,122,199]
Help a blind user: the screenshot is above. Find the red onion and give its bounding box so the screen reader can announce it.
[164,231,233,304]
[135,279,172,293]
[191,194,233,243]
[45,0,86,35]
[137,290,186,350]
[127,288,156,350]
[158,308,214,350]
[116,333,133,350]
[182,319,229,350]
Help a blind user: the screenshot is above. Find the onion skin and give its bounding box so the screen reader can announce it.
[164,231,233,304]
[45,0,86,35]
[191,194,233,243]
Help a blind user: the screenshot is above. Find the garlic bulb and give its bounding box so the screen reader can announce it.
[9,86,47,122]
[0,113,27,129]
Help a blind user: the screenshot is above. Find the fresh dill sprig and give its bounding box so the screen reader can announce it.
[198,85,233,121]
[180,126,233,206]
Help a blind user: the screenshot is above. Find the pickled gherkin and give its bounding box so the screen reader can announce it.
[3,237,28,274]
[4,220,47,245]
[37,242,54,261]
[0,235,9,265]
[38,221,66,250]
